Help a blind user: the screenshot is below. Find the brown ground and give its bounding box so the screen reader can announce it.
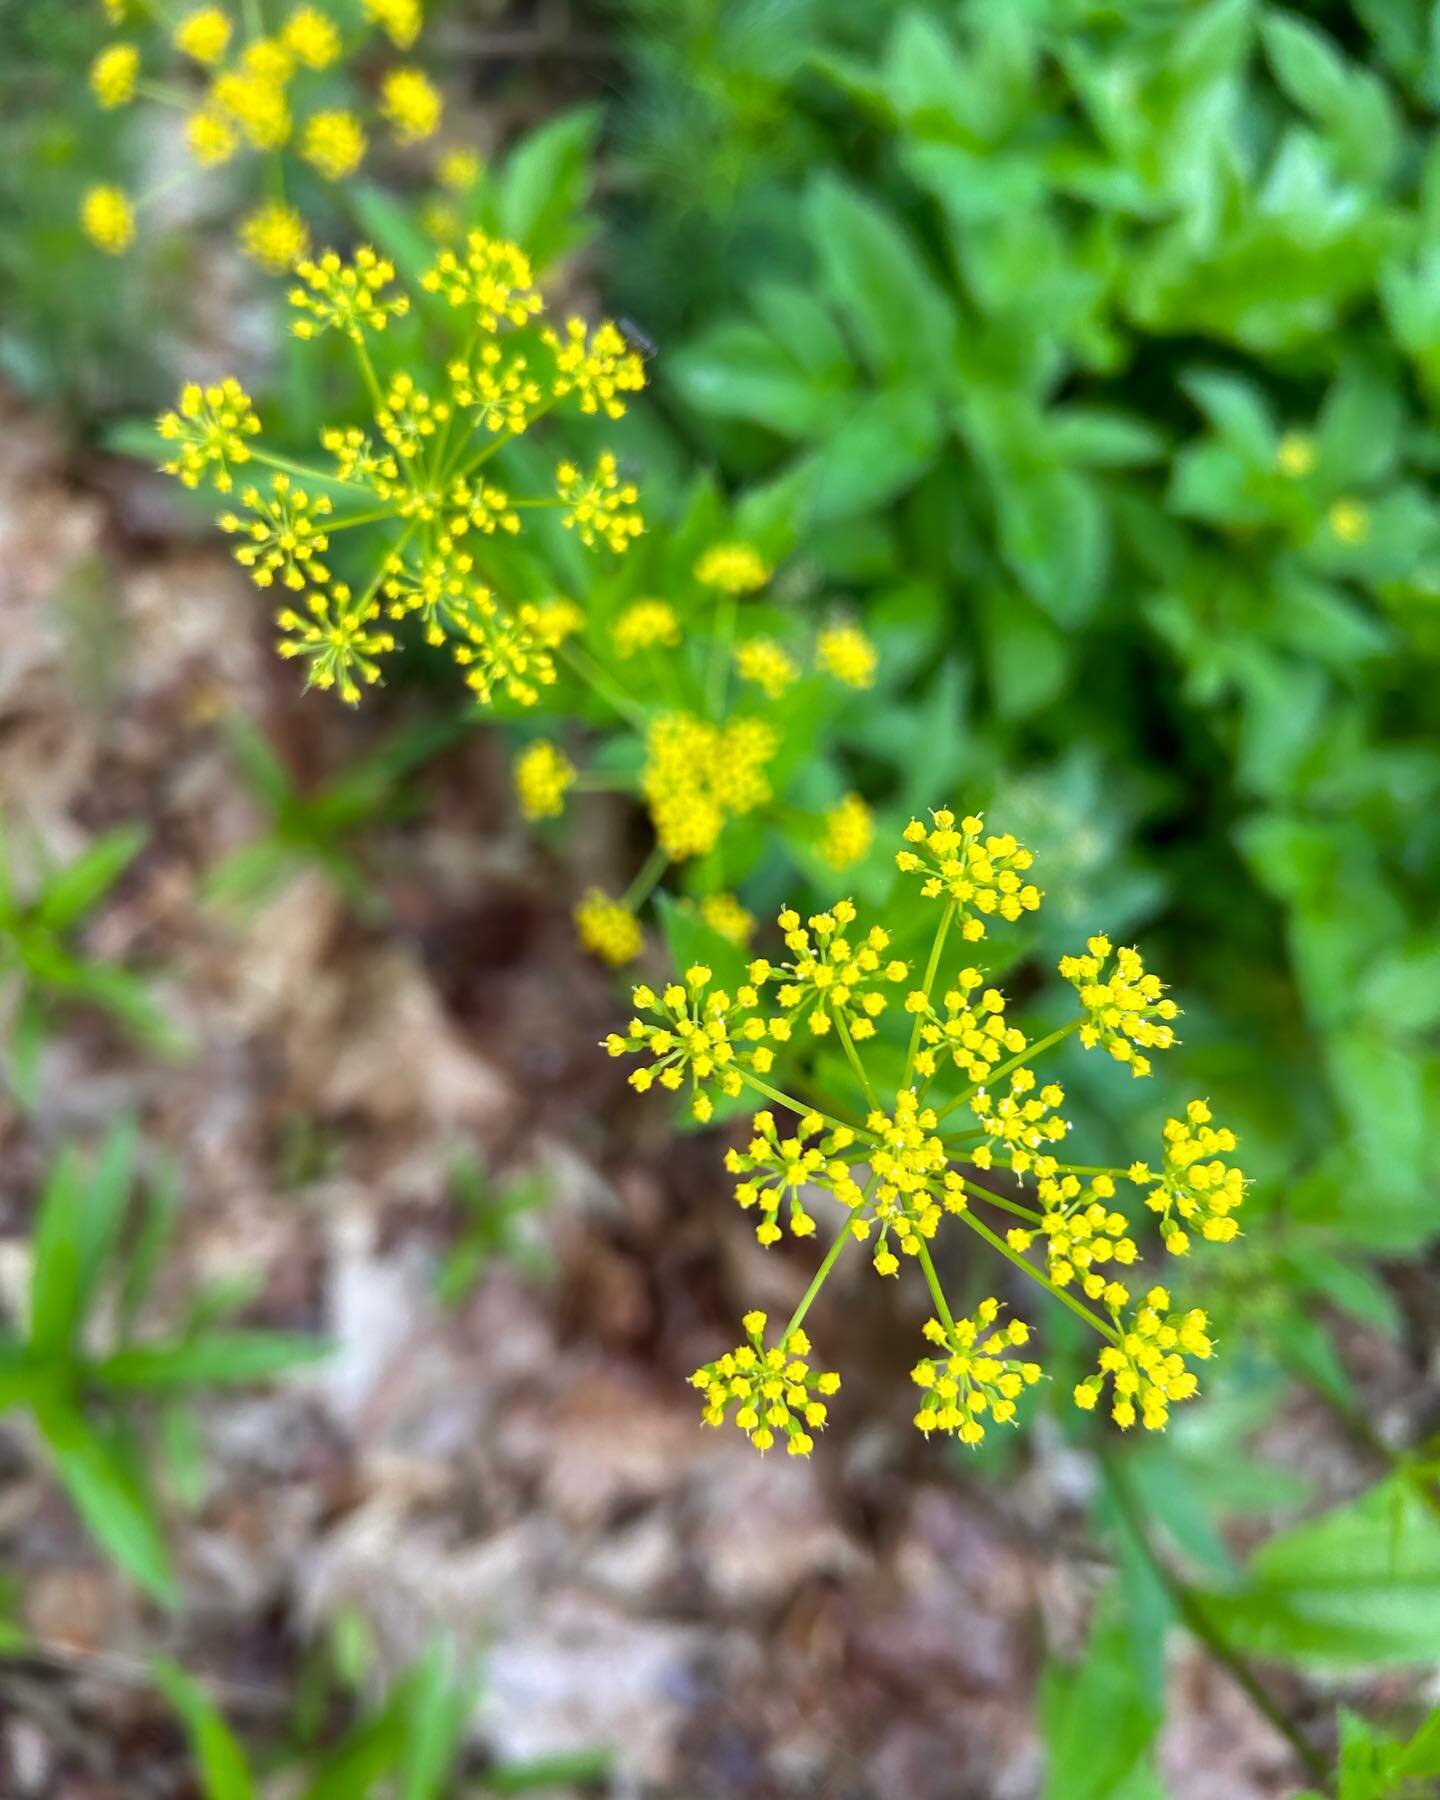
[0,386,1403,1797]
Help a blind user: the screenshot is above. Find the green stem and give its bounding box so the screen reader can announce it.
[706,592,738,718]
[956,1200,1118,1342]
[914,1239,956,1335]
[556,642,649,732]
[622,844,669,913]
[736,1071,863,1139]
[781,1225,853,1342]
[959,1179,1044,1225]
[249,449,369,494]
[1052,1163,1132,1179]
[936,1018,1082,1124]
[325,508,400,532]
[902,901,954,1087]
[834,1012,879,1113]
[1101,1455,1330,1790]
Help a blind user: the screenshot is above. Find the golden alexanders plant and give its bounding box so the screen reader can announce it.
[84,0,442,265]
[607,810,1245,1455]
[155,232,883,968]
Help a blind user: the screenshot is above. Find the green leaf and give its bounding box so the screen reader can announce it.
[94,1331,329,1390]
[496,107,598,269]
[28,1146,88,1359]
[1041,1592,1163,1800]
[806,175,954,380]
[802,387,942,522]
[35,824,146,931]
[1193,1480,1440,1669]
[34,1396,174,1603]
[398,1637,470,1800]
[671,320,850,439]
[152,1658,256,1800]
[995,465,1108,625]
[654,891,746,992]
[980,588,1070,720]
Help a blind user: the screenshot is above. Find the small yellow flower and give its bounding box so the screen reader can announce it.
[238,201,311,273]
[157,378,261,492]
[217,475,332,592]
[515,740,575,821]
[81,185,135,254]
[421,231,541,329]
[1074,1286,1213,1431]
[1058,935,1179,1079]
[275,584,397,705]
[438,148,481,191]
[531,598,586,647]
[1275,431,1315,478]
[543,318,646,420]
[692,1314,839,1455]
[701,892,755,947]
[816,623,877,689]
[734,637,798,701]
[1130,1099,1245,1254]
[173,7,232,65]
[694,542,770,595]
[282,5,342,69]
[556,454,644,554]
[363,0,422,48]
[727,1109,863,1244]
[290,247,410,341]
[896,809,1041,938]
[749,898,908,1041]
[911,1301,1042,1445]
[241,37,296,84]
[186,108,239,167]
[613,599,681,658]
[642,713,775,861]
[212,70,292,150]
[91,43,139,108]
[575,889,643,967]
[302,111,367,181]
[448,343,543,435]
[381,67,443,144]
[1329,498,1370,545]
[819,794,873,871]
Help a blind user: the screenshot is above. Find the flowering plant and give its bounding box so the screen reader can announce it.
[83,0,442,264]
[155,229,885,967]
[610,809,1245,1455]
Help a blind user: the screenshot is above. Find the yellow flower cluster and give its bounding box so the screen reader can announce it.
[865,1090,957,1275]
[574,889,643,968]
[604,964,775,1122]
[692,1314,840,1456]
[969,1069,1070,1175]
[84,2,444,259]
[1008,1173,1140,1295]
[749,900,908,1040]
[217,474,331,590]
[1131,1100,1245,1252]
[896,810,1042,939]
[819,793,873,871]
[543,319,647,420]
[159,238,646,709]
[1059,934,1180,1078]
[735,637,799,700]
[612,811,1245,1458]
[613,599,681,658]
[816,623,878,689]
[694,542,771,594]
[641,713,775,860]
[701,893,755,947]
[907,969,1024,1083]
[557,453,644,553]
[727,1110,863,1244]
[911,1301,1043,1445]
[157,378,261,492]
[515,740,576,821]
[1073,1287,1213,1430]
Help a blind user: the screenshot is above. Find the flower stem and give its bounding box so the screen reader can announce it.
[249,449,369,494]
[936,1018,1082,1124]
[914,1239,956,1335]
[706,592,738,718]
[781,1223,854,1342]
[556,642,649,731]
[955,1199,1118,1343]
[835,1013,879,1113]
[1101,1454,1328,1787]
[902,902,954,1087]
[736,1071,863,1139]
[622,844,669,912]
[959,1179,1044,1225]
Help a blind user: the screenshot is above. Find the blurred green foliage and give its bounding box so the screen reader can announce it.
[1,1126,326,1603]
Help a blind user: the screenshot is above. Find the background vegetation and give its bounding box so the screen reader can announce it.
[1,1,1438,1794]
